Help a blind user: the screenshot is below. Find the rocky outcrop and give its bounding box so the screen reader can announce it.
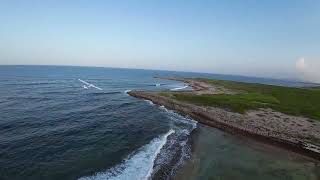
[128,90,320,160]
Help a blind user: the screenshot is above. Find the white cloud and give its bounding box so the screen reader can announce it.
[295,58,306,71]
[295,57,320,83]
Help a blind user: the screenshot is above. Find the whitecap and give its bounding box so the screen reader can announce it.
[89,84,103,90]
[79,79,103,90]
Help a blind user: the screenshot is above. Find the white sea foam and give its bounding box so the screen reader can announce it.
[170,85,188,91]
[155,105,197,176]
[146,99,196,129]
[159,105,171,113]
[124,90,131,95]
[79,102,197,180]
[90,84,103,90]
[79,129,175,180]
[144,100,154,105]
[159,105,169,112]
[158,105,197,130]
[79,79,103,90]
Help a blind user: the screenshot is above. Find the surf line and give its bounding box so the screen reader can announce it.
[78,79,103,90]
[170,85,188,91]
[78,129,175,180]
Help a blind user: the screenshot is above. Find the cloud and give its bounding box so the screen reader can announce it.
[295,58,320,83]
[295,58,306,71]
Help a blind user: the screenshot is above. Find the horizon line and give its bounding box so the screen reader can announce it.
[0,63,308,84]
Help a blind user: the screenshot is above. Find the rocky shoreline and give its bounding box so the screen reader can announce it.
[128,89,320,161]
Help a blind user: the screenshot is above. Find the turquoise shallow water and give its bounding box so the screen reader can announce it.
[175,124,320,180]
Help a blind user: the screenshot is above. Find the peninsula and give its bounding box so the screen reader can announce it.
[128,77,320,160]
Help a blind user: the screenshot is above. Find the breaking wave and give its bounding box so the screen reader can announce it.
[151,103,197,178]
[79,79,103,90]
[124,90,131,95]
[79,100,197,180]
[78,129,175,180]
[144,100,154,106]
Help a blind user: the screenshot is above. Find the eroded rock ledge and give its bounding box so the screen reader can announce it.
[128,90,320,160]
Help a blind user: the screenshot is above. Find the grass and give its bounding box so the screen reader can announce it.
[158,92,172,97]
[163,78,320,120]
[173,93,279,113]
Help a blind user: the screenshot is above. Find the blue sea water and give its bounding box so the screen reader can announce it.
[0,65,318,180]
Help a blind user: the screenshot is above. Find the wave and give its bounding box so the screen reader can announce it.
[79,102,197,180]
[145,98,197,130]
[90,84,103,91]
[160,106,197,130]
[159,105,169,112]
[83,85,88,89]
[170,85,188,91]
[158,104,197,136]
[124,90,131,95]
[79,79,103,90]
[149,104,197,177]
[144,100,154,106]
[78,129,175,180]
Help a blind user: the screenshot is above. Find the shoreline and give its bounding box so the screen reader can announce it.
[128,78,320,161]
[174,124,320,180]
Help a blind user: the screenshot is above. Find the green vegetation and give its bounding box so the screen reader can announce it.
[164,78,320,120]
[173,93,279,113]
[158,92,172,97]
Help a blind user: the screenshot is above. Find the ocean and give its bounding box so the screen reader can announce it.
[0,65,318,180]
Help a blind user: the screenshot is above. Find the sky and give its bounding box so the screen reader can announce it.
[0,0,319,82]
